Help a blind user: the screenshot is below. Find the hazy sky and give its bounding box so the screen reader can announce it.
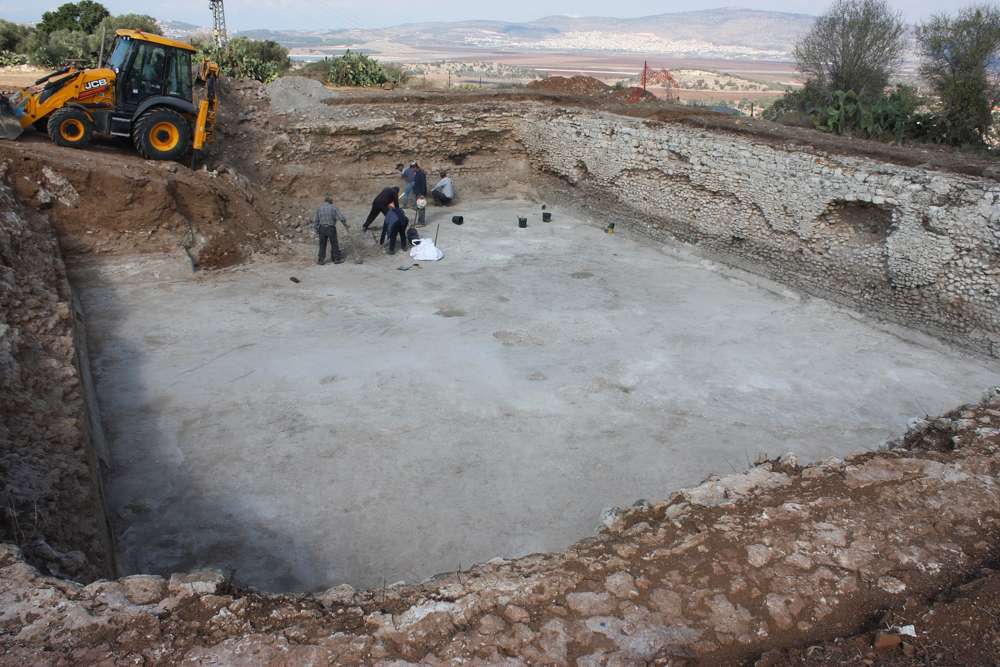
[3,1,952,32]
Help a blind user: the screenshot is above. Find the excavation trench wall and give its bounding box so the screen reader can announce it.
[0,179,114,582]
[516,108,1000,358]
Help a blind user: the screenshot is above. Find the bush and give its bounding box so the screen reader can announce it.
[328,50,406,87]
[767,84,927,143]
[0,50,27,67]
[813,87,923,140]
[198,37,290,84]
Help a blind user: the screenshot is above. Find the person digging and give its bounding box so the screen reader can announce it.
[362,186,401,232]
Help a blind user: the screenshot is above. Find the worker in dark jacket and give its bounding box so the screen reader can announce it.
[412,164,428,227]
[380,203,409,255]
[362,186,401,231]
[314,196,349,265]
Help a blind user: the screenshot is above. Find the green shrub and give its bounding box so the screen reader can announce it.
[328,50,406,87]
[766,84,928,143]
[0,50,27,67]
[197,37,290,83]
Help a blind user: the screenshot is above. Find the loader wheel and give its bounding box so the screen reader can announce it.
[48,108,92,149]
[134,108,191,161]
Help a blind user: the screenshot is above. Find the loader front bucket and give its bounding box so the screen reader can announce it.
[0,95,24,141]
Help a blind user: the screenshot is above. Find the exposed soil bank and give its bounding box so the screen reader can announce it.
[0,179,113,582]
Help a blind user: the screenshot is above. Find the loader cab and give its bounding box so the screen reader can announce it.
[105,32,195,114]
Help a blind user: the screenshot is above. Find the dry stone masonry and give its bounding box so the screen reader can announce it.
[517,109,1000,357]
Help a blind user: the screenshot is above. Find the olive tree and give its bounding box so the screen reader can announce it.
[794,0,907,101]
[918,4,1000,146]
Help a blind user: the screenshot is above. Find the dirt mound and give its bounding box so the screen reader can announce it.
[266,76,336,114]
[607,86,658,104]
[0,138,283,269]
[529,76,658,104]
[529,75,611,96]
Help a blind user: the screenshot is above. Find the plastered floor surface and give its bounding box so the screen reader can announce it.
[74,199,1000,592]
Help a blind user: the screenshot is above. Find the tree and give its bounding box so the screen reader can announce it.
[38,1,110,35]
[918,4,1000,146]
[794,0,907,102]
[0,20,34,54]
[28,28,92,66]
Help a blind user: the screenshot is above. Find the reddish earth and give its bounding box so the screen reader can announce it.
[528,75,659,103]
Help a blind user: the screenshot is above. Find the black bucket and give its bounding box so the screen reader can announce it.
[452,215,464,225]
[542,212,552,222]
[518,217,528,228]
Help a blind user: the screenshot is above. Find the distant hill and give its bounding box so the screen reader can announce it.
[160,19,208,41]
[226,8,816,60]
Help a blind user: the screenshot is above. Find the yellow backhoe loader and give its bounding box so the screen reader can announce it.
[0,29,219,163]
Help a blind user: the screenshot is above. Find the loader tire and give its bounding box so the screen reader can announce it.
[134,108,191,161]
[48,108,92,149]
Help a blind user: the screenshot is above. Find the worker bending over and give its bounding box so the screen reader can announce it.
[314,196,349,265]
[362,186,401,231]
[381,203,409,255]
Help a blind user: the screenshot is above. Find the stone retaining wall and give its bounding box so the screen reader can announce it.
[517,109,1000,357]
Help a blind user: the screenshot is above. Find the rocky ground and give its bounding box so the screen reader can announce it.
[0,175,113,583]
[1,393,998,665]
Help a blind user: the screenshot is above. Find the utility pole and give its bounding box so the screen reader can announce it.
[641,60,649,92]
[210,0,228,49]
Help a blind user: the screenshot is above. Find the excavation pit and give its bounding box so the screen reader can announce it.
[75,199,999,593]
